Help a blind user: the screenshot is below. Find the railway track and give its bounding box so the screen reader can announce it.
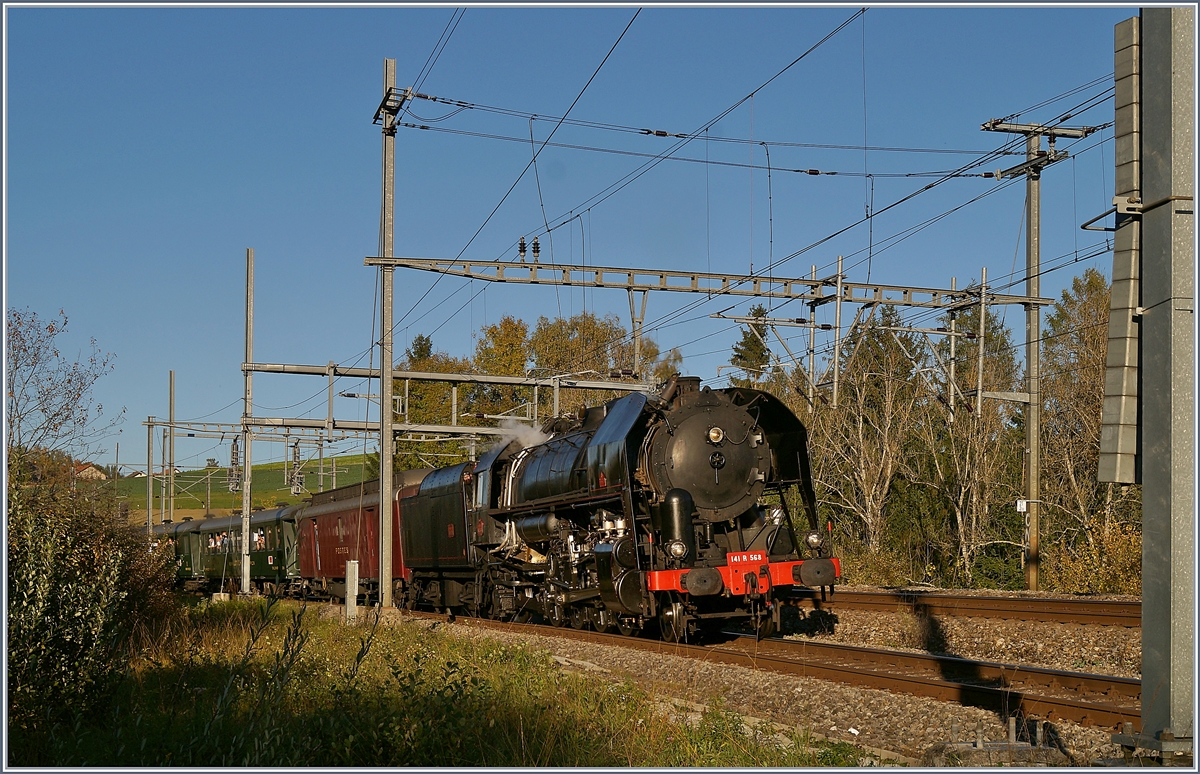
[795,589,1141,627]
[395,610,1140,731]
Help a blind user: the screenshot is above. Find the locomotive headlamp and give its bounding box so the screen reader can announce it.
[805,531,824,550]
[666,539,689,559]
[707,426,725,444]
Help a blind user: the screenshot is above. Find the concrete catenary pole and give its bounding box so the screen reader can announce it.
[379,59,397,608]
[832,256,843,408]
[1137,5,1194,753]
[241,248,254,595]
[169,370,175,523]
[1024,135,1042,591]
[982,118,1093,591]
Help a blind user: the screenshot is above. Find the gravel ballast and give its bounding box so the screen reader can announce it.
[353,597,1140,766]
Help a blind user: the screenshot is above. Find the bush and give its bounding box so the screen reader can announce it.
[7,448,178,746]
[835,548,911,587]
[1046,524,1142,595]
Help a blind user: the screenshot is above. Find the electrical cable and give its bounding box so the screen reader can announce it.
[394,122,984,178]
[406,91,1021,156]
[453,9,641,262]
[996,73,1113,123]
[485,8,868,267]
[391,10,640,348]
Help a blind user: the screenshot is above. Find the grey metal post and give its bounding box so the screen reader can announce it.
[949,278,957,422]
[1025,134,1043,591]
[169,370,175,524]
[808,265,816,412]
[628,289,647,378]
[146,417,153,535]
[379,58,397,609]
[241,247,254,595]
[161,429,167,522]
[832,256,843,408]
[451,384,458,425]
[345,560,359,623]
[324,360,333,493]
[283,432,290,494]
[976,267,986,416]
[1138,5,1194,750]
[553,378,560,416]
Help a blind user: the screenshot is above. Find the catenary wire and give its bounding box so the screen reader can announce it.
[394,122,986,178]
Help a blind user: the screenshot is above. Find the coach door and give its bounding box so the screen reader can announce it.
[282,521,299,578]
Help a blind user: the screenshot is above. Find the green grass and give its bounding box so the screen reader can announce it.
[9,598,871,767]
[112,456,373,515]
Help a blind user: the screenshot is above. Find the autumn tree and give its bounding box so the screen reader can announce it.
[370,333,475,475]
[528,311,668,411]
[1040,268,1141,591]
[469,315,534,421]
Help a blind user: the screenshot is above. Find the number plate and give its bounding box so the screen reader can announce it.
[726,551,767,565]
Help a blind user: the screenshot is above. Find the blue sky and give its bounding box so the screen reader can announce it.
[5,5,1134,472]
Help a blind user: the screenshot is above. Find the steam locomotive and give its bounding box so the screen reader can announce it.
[156,376,840,641]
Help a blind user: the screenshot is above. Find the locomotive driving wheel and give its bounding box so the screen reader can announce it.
[569,606,589,630]
[616,616,641,637]
[657,593,687,642]
[592,607,613,633]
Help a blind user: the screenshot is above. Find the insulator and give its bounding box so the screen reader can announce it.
[518,236,526,259]
[532,236,540,260]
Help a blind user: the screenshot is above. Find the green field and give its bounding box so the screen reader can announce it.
[114,455,373,516]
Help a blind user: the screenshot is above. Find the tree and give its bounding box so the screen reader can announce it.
[902,303,1024,586]
[652,347,684,385]
[729,304,771,387]
[6,308,122,461]
[372,333,475,474]
[470,316,534,421]
[529,311,637,411]
[1040,268,1140,590]
[6,309,175,734]
[808,307,922,554]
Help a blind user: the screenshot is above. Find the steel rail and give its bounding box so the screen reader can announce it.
[395,610,1140,731]
[809,589,1141,628]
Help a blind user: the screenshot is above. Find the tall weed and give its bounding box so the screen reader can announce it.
[21,601,867,767]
